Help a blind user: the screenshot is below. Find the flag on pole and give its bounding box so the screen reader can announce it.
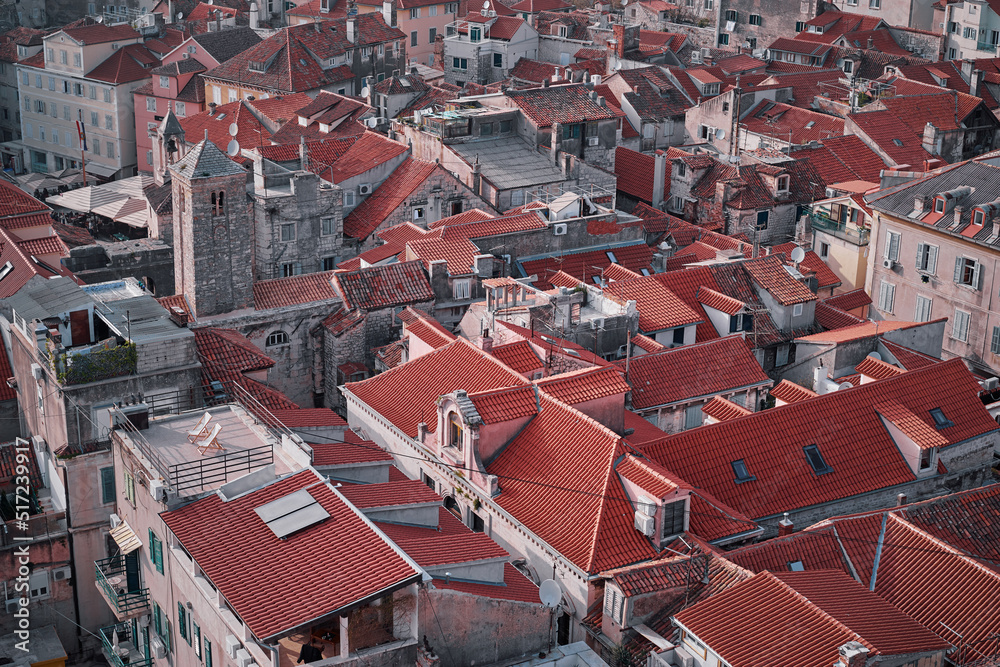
[75,120,87,151]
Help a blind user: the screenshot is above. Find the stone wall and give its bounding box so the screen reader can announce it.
[64,240,176,297]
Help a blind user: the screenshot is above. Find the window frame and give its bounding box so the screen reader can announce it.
[731,459,754,483]
[265,331,289,347]
[803,444,833,475]
[100,467,115,504]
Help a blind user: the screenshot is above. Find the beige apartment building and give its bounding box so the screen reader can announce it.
[17,23,154,178]
[866,158,1000,376]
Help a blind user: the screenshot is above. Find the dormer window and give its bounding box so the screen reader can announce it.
[934,197,945,213]
[321,0,330,11]
[662,499,686,539]
[918,448,934,471]
[842,60,853,74]
[788,560,805,571]
[249,60,267,73]
[803,444,833,475]
[777,175,789,192]
[448,413,464,451]
[731,459,755,483]
[929,408,953,429]
[974,209,985,226]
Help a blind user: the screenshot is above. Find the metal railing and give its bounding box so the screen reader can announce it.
[95,555,149,618]
[809,212,870,245]
[168,445,274,495]
[0,511,67,549]
[101,622,153,667]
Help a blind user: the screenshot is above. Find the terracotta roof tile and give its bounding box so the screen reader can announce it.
[311,429,394,467]
[642,359,994,520]
[771,243,841,289]
[518,242,653,289]
[468,384,539,424]
[696,286,745,316]
[823,288,871,312]
[624,336,770,409]
[604,274,702,333]
[769,379,817,404]
[340,479,441,508]
[491,340,544,375]
[534,365,630,404]
[431,562,540,602]
[614,146,669,203]
[333,260,433,310]
[162,471,420,639]
[744,255,817,306]
[815,301,863,330]
[346,338,528,437]
[252,271,337,310]
[796,319,939,344]
[856,355,905,380]
[880,339,939,370]
[506,83,619,126]
[343,158,438,240]
[702,395,751,421]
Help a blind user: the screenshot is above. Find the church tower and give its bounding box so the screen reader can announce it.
[169,140,254,318]
[152,106,185,188]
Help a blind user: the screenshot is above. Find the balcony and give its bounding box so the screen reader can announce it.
[95,555,150,621]
[976,41,998,53]
[809,213,870,245]
[101,622,153,667]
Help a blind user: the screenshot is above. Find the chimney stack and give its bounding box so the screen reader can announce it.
[914,193,929,214]
[896,493,907,506]
[249,1,259,28]
[867,36,873,50]
[480,330,493,352]
[347,17,356,44]
[954,204,964,227]
[778,512,793,536]
[835,642,869,667]
[971,68,984,99]
[993,218,1000,237]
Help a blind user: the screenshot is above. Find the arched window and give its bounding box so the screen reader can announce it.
[217,191,225,215]
[210,192,216,214]
[448,412,463,452]
[443,495,461,519]
[265,331,288,346]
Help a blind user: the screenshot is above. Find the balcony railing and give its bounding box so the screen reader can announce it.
[809,213,870,245]
[101,622,153,667]
[0,511,67,550]
[976,41,998,53]
[95,555,150,620]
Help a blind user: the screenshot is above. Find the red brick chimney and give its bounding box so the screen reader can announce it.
[835,642,869,667]
[778,512,793,536]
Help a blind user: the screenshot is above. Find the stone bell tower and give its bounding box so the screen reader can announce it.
[152,105,186,188]
[169,139,254,319]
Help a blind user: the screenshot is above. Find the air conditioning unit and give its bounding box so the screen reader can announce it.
[634,511,655,537]
[235,648,253,667]
[587,136,599,146]
[182,52,189,59]
[137,614,150,627]
[553,223,568,235]
[358,183,373,195]
[636,496,655,515]
[52,567,71,582]
[983,377,999,391]
[690,51,702,64]
[109,513,122,529]
[151,636,166,660]
[882,258,895,269]
[149,479,166,502]
[31,363,42,380]
[593,317,605,329]
[225,635,241,659]
[5,598,20,614]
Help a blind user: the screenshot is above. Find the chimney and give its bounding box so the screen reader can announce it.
[993,218,1000,237]
[651,151,667,209]
[208,102,217,115]
[778,512,793,536]
[954,204,964,227]
[552,66,560,82]
[551,121,562,164]
[472,158,482,195]
[299,135,307,167]
[597,96,605,107]
[867,36,873,50]
[921,122,939,155]
[913,193,929,213]
[896,492,907,506]
[480,330,493,352]
[835,642,869,667]
[382,0,395,27]
[168,0,175,22]
[249,1,259,28]
[971,68,984,98]
[347,17,356,44]
[961,58,975,80]
[813,366,830,393]
[542,78,550,87]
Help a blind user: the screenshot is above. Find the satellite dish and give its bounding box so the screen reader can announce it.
[96,15,104,22]
[622,0,628,5]
[539,579,561,608]
[714,128,725,140]
[484,0,490,7]
[868,351,882,361]
[177,11,183,19]
[361,86,370,98]
[227,139,240,157]
[790,246,806,263]
[838,381,854,391]
[228,123,239,137]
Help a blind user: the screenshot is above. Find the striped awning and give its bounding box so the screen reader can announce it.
[109,520,142,555]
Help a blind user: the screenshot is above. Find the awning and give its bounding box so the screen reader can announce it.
[83,163,119,178]
[109,519,142,555]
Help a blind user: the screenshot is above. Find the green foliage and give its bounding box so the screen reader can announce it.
[56,342,137,385]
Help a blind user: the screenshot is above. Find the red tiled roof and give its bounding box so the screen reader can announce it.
[468,384,539,424]
[642,359,995,520]
[696,286,744,316]
[427,207,496,229]
[624,336,770,410]
[333,260,433,310]
[405,236,481,275]
[771,243,841,289]
[856,355,904,380]
[402,308,455,349]
[438,212,547,241]
[741,100,845,144]
[631,333,665,354]
[823,288,871,312]
[604,274,702,333]
[343,158,438,240]
[17,235,66,256]
[726,524,854,574]
[346,338,528,437]
[62,23,140,45]
[327,131,408,184]
[460,14,525,40]
[815,301,863,330]
[340,479,441,508]
[268,408,347,428]
[790,134,889,184]
[616,453,679,497]
[880,339,939,370]
[848,108,933,167]
[534,365,630,404]
[162,471,420,639]
[0,333,15,401]
[795,319,936,344]
[702,395,751,421]
[769,379,817,404]
[252,271,337,310]
[653,266,721,343]
[0,180,50,220]
[622,409,668,446]
[744,255,817,306]
[86,44,160,83]
[321,307,364,336]
[519,242,653,290]
[311,429,394,467]
[203,16,404,93]
[509,0,572,10]
[614,147,669,204]
[193,327,275,372]
[507,83,619,127]
[488,392,657,572]
[431,563,540,603]
[491,340,544,375]
[374,507,510,567]
[899,484,1000,574]
[181,100,270,161]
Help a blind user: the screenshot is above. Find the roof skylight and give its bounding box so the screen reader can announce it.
[803,444,833,476]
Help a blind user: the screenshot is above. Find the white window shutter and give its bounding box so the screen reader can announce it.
[992,326,1000,354]
[973,261,982,290]
[915,243,925,269]
[954,256,963,283]
[889,232,900,260]
[928,245,938,274]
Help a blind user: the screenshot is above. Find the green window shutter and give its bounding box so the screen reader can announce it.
[165,617,172,653]
[205,638,213,667]
[100,467,115,504]
[193,621,202,659]
[178,603,187,641]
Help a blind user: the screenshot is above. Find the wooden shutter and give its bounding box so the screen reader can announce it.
[927,245,938,274]
[100,467,114,504]
[954,256,964,283]
[973,261,982,290]
[992,326,1000,354]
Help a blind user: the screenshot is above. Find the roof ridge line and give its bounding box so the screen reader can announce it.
[765,572,876,653]
[887,512,1000,582]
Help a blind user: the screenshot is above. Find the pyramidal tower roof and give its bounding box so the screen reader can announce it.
[159,108,184,138]
[169,139,245,179]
